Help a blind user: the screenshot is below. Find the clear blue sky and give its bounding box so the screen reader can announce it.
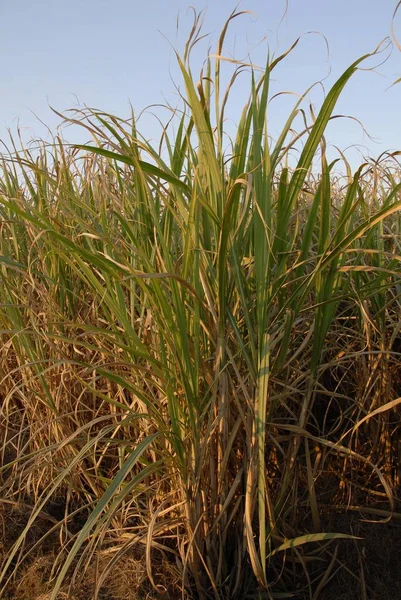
[1,0,400,168]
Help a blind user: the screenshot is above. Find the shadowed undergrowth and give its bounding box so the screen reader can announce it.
[1,9,401,600]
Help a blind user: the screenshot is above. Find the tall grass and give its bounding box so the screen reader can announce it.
[1,10,401,599]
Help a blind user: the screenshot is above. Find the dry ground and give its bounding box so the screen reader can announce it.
[2,502,401,599]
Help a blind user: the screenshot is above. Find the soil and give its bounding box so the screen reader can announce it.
[2,503,401,599]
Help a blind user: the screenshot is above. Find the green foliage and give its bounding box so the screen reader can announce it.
[1,10,401,600]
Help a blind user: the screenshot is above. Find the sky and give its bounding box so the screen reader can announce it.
[1,0,400,169]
